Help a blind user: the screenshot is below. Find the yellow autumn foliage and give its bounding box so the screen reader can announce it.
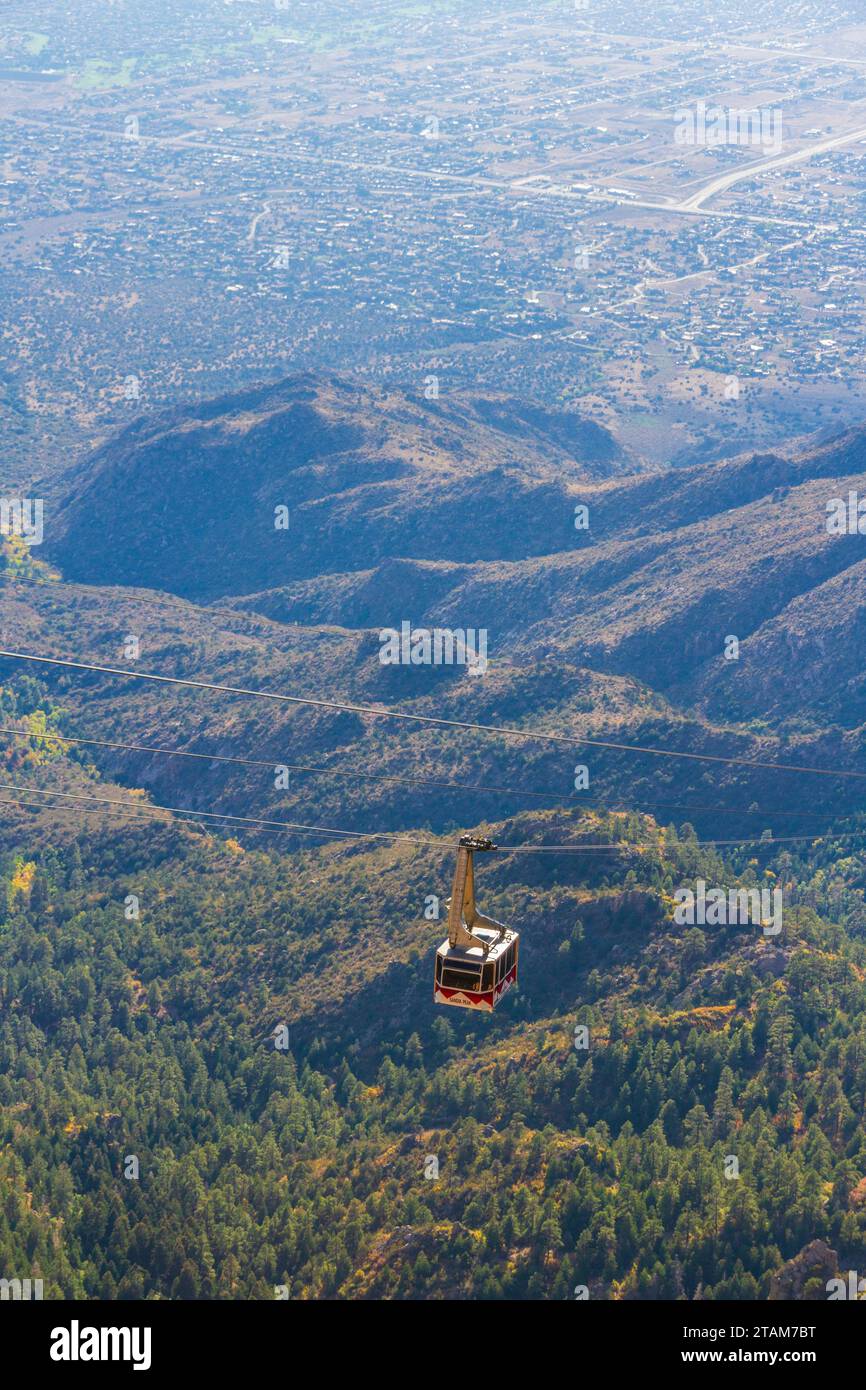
[10,859,36,899]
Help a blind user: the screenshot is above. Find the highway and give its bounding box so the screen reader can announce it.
[676,123,866,212]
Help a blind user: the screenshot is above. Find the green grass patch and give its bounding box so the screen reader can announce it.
[74,57,137,90]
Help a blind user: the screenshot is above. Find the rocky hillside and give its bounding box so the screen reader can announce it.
[2,379,864,849]
[43,374,633,601]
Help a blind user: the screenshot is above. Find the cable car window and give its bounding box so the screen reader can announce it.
[445,960,481,976]
[441,967,482,990]
[482,963,494,991]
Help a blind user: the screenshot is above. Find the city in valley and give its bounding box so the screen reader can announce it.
[3,0,866,486]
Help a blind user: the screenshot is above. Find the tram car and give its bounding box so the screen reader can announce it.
[433,835,519,1012]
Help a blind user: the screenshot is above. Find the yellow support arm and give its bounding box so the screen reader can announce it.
[447,836,508,951]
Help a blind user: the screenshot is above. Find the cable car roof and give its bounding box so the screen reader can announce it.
[436,927,517,961]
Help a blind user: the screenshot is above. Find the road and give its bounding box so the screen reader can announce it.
[675,124,866,212]
[8,113,866,237]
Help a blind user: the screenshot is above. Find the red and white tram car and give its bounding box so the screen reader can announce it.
[433,836,519,1012]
